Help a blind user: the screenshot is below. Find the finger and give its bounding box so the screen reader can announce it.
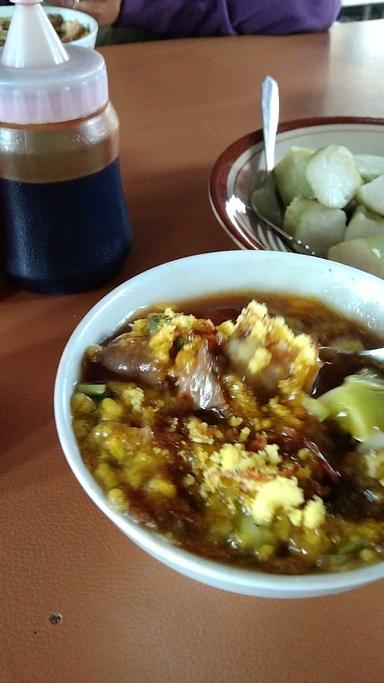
[52,0,93,11]
[47,0,119,26]
[52,1,97,17]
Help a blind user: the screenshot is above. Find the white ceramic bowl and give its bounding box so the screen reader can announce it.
[0,5,98,49]
[55,250,384,598]
[209,117,384,254]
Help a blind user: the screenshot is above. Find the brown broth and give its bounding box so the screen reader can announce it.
[75,292,384,574]
[83,292,383,392]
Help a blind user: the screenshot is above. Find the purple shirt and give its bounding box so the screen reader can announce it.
[117,0,341,37]
[0,1,341,37]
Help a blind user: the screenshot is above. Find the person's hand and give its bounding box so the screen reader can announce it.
[53,0,122,27]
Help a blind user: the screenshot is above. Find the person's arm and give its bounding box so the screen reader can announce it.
[117,0,341,37]
[4,0,340,36]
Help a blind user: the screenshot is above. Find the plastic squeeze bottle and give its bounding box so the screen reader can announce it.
[0,0,133,294]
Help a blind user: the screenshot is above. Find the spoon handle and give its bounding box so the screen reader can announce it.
[320,345,384,373]
[261,76,279,173]
[248,201,318,257]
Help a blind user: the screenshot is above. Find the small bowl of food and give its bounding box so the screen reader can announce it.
[55,250,384,598]
[210,117,384,278]
[0,5,98,49]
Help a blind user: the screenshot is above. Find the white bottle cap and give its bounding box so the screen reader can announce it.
[0,0,108,124]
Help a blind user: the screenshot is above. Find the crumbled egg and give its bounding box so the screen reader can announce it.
[225,300,320,397]
[251,476,304,525]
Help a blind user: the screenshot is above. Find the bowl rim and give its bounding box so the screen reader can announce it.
[0,4,99,38]
[209,115,384,251]
[43,4,98,33]
[54,250,384,596]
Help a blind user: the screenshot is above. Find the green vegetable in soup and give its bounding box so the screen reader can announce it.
[148,314,168,336]
[77,383,107,397]
[317,371,384,441]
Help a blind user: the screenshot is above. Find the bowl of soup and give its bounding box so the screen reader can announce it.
[54,250,384,597]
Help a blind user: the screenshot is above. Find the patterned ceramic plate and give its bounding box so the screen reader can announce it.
[209,117,384,253]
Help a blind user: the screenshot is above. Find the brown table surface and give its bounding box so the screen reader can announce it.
[2,18,384,683]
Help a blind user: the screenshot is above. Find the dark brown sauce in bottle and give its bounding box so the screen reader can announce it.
[2,157,132,294]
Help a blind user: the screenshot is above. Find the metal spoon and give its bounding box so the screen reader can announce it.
[250,76,319,257]
[320,345,384,373]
